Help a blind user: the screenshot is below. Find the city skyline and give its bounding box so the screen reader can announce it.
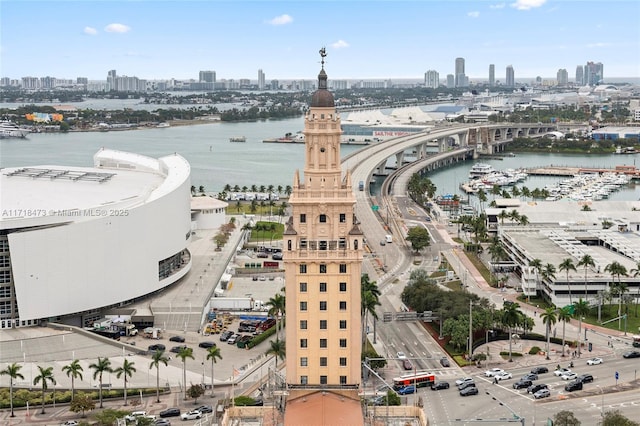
[1,0,639,82]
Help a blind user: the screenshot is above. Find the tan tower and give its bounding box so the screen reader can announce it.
[284,48,363,389]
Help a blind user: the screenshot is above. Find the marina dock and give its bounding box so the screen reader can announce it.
[526,165,640,178]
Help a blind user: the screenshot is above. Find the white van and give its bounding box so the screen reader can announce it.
[385,234,393,243]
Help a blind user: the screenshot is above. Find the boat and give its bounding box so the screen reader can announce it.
[0,121,31,139]
[468,163,495,179]
[614,146,637,154]
[229,136,247,142]
[157,122,170,128]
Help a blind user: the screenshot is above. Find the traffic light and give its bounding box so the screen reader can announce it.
[588,342,593,352]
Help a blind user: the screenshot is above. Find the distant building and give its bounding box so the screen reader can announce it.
[556,68,569,87]
[447,74,455,88]
[585,61,604,86]
[258,69,265,90]
[424,70,439,89]
[575,65,584,85]
[199,70,216,83]
[455,57,466,88]
[489,64,495,87]
[506,65,515,87]
[270,79,280,90]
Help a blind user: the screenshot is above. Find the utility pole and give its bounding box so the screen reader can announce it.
[469,300,473,357]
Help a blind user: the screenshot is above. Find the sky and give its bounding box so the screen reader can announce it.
[1,0,639,82]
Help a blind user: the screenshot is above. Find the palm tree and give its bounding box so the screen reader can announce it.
[542,263,557,289]
[361,274,381,344]
[631,262,640,315]
[605,261,628,328]
[206,346,223,396]
[577,254,595,300]
[114,359,136,406]
[501,302,523,362]
[573,299,590,356]
[89,357,112,408]
[62,359,84,401]
[558,306,572,357]
[177,347,195,400]
[0,363,24,417]
[540,307,558,360]
[528,258,542,301]
[559,258,577,304]
[266,339,286,368]
[498,209,509,225]
[149,350,169,403]
[33,365,56,414]
[266,293,286,341]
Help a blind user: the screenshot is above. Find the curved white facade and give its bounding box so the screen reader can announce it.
[0,149,192,325]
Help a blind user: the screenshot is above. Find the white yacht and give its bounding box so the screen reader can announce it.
[0,120,31,138]
[468,163,495,179]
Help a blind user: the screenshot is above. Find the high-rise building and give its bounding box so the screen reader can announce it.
[270,79,280,90]
[575,66,584,85]
[446,74,455,88]
[556,69,569,87]
[258,69,265,90]
[424,70,439,89]
[199,71,216,83]
[489,64,495,87]
[584,61,604,86]
[284,49,363,389]
[455,57,466,88]
[107,70,117,91]
[505,65,515,87]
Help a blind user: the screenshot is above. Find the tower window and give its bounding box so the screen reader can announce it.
[320,357,327,366]
[320,301,327,311]
[319,282,327,292]
[339,282,347,292]
[340,339,347,348]
[300,301,307,311]
[339,238,346,249]
[339,213,346,223]
[300,214,306,223]
[300,282,307,292]
[300,339,308,348]
[339,264,347,273]
[340,376,347,385]
[300,357,308,367]
[319,240,327,250]
[300,264,307,273]
[339,301,347,310]
[340,357,347,366]
[320,320,327,329]
[320,376,328,385]
[319,264,327,274]
[339,320,347,329]
[320,339,327,348]
[319,214,327,223]
[301,376,308,385]
[300,320,307,330]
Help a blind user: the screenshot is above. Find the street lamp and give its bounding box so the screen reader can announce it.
[485,390,525,426]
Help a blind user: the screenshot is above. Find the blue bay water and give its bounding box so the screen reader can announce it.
[1,116,638,200]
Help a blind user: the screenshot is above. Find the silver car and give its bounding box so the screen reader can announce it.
[533,388,550,399]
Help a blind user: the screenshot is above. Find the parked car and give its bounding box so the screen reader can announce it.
[198,341,216,348]
[527,383,548,394]
[148,344,166,352]
[169,336,185,343]
[455,377,474,387]
[256,252,269,258]
[533,388,551,399]
[587,357,603,365]
[485,368,504,377]
[154,420,171,426]
[531,366,549,374]
[495,372,513,381]
[458,381,477,390]
[521,373,538,381]
[125,411,148,422]
[402,359,413,370]
[561,372,578,381]
[159,408,181,418]
[554,368,572,376]
[565,381,583,392]
[513,379,533,389]
[623,351,640,359]
[368,395,385,406]
[397,385,415,395]
[61,422,79,426]
[170,345,187,353]
[577,374,594,383]
[396,351,407,359]
[459,386,479,396]
[431,381,450,391]
[195,405,213,414]
[440,357,450,367]
[227,334,240,344]
[180,410,202,420]
[220,330,234,341]
[272,252,283,260]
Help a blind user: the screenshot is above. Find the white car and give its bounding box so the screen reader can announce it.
[61,422,79,426]
[455,377,474,386]
[396,351,407,359]
[587,357,603,365]
[485,368,505,377]
[180,410,202,420]
[495,372,513,381]
[561,372,578,381]
[554,368,572,376]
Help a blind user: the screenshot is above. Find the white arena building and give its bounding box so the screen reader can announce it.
[0,149,193,329]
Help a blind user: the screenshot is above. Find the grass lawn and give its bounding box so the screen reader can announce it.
[248,221,284,243]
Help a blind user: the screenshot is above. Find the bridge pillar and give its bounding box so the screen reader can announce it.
[395,152,404,168]
[438,138,447,153]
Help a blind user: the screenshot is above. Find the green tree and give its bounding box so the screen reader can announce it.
[405,226,431,253]
[89,357,113,408]
[149,350,169,403]
[540,307,557,360]
[33,365,56,414]
[361,273,381,344]
[0,362,24,417]
[558,306,572,357]
[501,302,524,362]
[577,254,595,300]
[573,299,590,356]
[177,347,195,400]
[559,258,577,304]
[553,410,581,425]
[266,293,286,341]
[266,339,286,367]
[93,408,130,426]
[69,391,95,417]
[206,345,223,396]
[187,384,205,404]
[114,359,136,406]
[602,409,639,426]
[62,359,84,401]
[605,261,628,328]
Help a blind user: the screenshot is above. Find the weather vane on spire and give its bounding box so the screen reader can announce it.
[319,47,327,68]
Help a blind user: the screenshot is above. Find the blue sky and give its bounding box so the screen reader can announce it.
[2,0,639,82]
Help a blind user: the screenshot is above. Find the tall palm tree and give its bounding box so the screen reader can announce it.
[540,307,558,360]
[266,339,286,368]
[542,263,557,290]
[114,359,136,406]
[89,357,112,408]
[577,254,595,300]
[558,258,577,305]
[573,299,590,356]
[266,293,286,341]
[501,302,523,362]
[0,362,24,417]
[149,350,169,403]
[33,365,56,414]
[361,274,381,344]
[206,345,223,396]
[177,347,194,400]
[62,359,84,401]
[631,262,640,316]
[605,261,628,328]
[558,306,572,357]
[528,258,542,301]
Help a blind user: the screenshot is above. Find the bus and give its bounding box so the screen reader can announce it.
[392,372,436,390]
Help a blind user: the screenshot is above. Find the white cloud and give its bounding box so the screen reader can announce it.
[84,26,98,35]
[104,23,131,33]
[490,3,506,9]
[267,14,293,25]
[331,40,349,49]
[510,0,546,10]
[467,11,480,18]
